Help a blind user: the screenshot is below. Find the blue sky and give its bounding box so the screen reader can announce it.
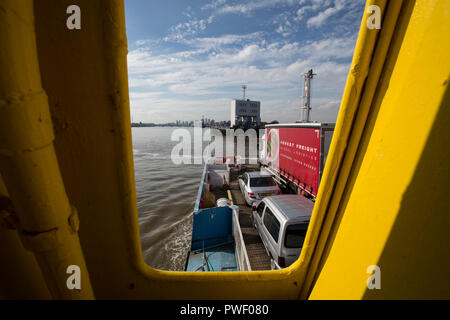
[124,0,366,124]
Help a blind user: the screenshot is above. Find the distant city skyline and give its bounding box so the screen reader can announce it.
[131,116,232,126]
[125,0,365,124]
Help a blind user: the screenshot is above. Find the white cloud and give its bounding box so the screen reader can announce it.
[127,32,355,123]
[299,35,358,60]
[201,0,227,11]
[316,99,341,111]
[210,0,297,16]
[164,18,211,42]
[125,0,366,123]
[306,0,356,28]
[182,32,264,51]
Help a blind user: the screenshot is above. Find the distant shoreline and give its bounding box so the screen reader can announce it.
[131,124,192,128]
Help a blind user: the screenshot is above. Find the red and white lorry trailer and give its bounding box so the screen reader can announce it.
[261,123,334,200]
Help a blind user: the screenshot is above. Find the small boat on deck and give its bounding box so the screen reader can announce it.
[185,158,251,272]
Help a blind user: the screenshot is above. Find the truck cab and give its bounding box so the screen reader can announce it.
[252,195,314,269]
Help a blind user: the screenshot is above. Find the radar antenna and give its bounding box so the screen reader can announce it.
[241,85,247,100]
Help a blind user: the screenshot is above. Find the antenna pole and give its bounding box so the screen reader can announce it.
[242,85,247,100]
[301,69,316,122]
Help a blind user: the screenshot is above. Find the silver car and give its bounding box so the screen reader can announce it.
[238,171,281,206]
[251,195,314,269]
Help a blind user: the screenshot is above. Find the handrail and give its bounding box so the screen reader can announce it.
[193,162,209,214]
[232,207,252,271]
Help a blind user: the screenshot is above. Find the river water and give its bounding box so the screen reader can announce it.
[132,127,202,271]
[132,126,261,270]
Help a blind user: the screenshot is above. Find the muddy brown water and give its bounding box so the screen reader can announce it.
[133,127,260,271]
[133,127,200,271]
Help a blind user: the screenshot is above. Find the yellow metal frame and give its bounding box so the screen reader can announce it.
[0,0,93,299]
[308,0,450,299]
[1,0,449,299]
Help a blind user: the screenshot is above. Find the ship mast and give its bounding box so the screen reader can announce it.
[301,69,316,123]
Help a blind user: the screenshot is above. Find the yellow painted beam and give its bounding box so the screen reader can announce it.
[308,0,450,299]
[0,175,52,299]
[0,0,94,299]
[300,0,402,298]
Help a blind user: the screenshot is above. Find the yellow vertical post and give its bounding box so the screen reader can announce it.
[0,0,94,299]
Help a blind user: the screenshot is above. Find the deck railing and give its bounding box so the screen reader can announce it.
[232,206,252,271]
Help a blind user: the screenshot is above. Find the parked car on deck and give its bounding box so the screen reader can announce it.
[251,195,314,269]
[238,171,281,206]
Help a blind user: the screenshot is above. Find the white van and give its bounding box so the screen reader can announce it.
[251,195,314,269]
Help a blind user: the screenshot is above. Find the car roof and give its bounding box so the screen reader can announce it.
[263,195,314,222]
[247,171,272,178]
